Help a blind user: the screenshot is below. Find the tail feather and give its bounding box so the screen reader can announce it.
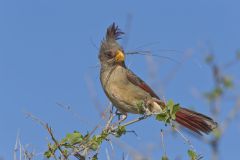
[176,108,217,135]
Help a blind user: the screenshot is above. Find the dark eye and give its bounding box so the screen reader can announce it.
[105,51,114,58]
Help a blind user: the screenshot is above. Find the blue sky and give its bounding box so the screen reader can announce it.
[1,0,240,159]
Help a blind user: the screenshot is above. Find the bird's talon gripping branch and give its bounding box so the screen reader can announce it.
[112,113,127,128]
[119,114,127,122]
[115,109,122,120]
[142,113,152,119]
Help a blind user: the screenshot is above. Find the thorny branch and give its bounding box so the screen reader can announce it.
[21,49,239,160]
[46,125,68,159]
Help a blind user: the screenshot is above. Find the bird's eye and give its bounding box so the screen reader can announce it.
[105,51,113,58]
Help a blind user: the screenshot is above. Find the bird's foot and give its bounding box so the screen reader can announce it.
[119,114,127,122]
[114,112,127,126]
[141,112,152,119]
[115,109,123,120]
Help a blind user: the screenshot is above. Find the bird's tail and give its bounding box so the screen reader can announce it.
[175,107,217,135]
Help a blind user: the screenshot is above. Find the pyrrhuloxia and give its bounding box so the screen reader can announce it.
[99,23,217,135]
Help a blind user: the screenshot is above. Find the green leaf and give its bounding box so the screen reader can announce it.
[44,143,58,158]
[205,54,214,64]
[92,154,98,160]
[171,104,180,120]
[212,128,221,139]
[90,131,109,151]
[136,101,145,114]
[156,113,167,122]
[90,141,99,151]
[162,155,169,160]
[44,150,52,158]
[188,149,197,160]
[63,150,68,157]
[156,99,180,123]
[205,87,223,101]
[61,131,83,145]
[100,130,109,140]
[222,76,233,88]
[115,126,126,137]
[167,99,175,113]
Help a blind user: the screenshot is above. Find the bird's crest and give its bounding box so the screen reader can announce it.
[106,23,124,41]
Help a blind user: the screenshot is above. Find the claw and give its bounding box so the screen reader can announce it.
[114,113,127,126]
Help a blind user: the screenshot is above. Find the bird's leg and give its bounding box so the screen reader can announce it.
[115,109,123,120]
[113,110,127,126]
[119,114,127,123]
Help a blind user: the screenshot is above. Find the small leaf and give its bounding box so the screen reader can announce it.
[222,76,233,88]
[136,101,145,114]
[92,154,98,160]
[63,150,68,157]
[61,131,83,145]
[90,139,99,151]
[156,99,179,123]
[116,126,126,137]
[167,99,175,113]
[172,104,180,115]
[205,87,223,101]
[100,130,109,140]
[171,104,180,120]
[162,155,169,160]
[205,54,214,64]
[212,128,221,139]
[44,150,52,158]
[45,143,57,156]
[188,149,197,160]
[156,113,167,122]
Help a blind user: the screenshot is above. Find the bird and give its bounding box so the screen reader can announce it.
[98,23,217,135]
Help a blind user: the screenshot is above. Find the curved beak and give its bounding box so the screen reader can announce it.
[115,50,125,62]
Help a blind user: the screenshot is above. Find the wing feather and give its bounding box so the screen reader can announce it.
[126,70,159,99]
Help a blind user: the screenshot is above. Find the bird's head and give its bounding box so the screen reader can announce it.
[99,23,125,67]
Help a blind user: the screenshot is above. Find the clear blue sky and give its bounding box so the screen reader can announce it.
[1,0,240,159]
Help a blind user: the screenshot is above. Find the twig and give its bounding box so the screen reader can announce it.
[14,131,20,160]
[19,137,22,160]
[25,112,46,128]
[171,123,195,151]
[105,106,115,129]
[160,129,167,158]
[105,148,111,160]
[25,112,68,159]
[46,124,68,159]
[112,115,151,131]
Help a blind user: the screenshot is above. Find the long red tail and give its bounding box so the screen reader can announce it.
[176,108,217,135]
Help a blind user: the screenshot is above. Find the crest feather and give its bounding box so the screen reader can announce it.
[106,23,124,41]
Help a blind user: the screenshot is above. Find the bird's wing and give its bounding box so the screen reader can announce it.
[126,69,159,99]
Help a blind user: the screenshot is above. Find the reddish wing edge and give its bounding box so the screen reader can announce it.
[126,69,217,135]
[126,70,159,99]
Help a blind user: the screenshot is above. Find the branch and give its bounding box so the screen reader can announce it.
[46,124,68,159]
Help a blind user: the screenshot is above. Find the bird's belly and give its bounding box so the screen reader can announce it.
[101,66,151,114]
[106,80,149,114]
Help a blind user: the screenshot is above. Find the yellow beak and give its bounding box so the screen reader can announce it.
[115,50,125,62]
